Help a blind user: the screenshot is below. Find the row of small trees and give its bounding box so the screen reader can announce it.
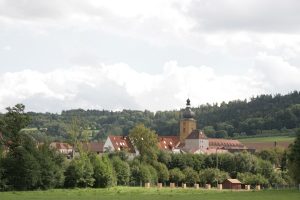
[63,153,229,188]
[60,150,291,189]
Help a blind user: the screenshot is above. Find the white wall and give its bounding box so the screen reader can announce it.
[103,137,114,152]
[185,139,209,150]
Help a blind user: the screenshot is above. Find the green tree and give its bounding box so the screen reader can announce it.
[129,124,158,163]
[199,168,229,186]
[269,171,286,186]
[183,167,199,186]
[153,162,169,183]
[169,168,185,186]
[0,157,7,191]
[157,150,171,166]
[111,157,130,185]
[237,172,268,186]
[203,126,216,137]
[0,104,30,149]
[3,146,41,190]
[256,159,273,179]
[233,152,256,175]
[257,148,285,168]
[64,153,94,188]
[129,162,142,186]
[89,154,115,188]
[288,132,300,184]
[130,163,155,185]
[139,164,152,184]
[36,144,65,189]
[66,117,87,156]
[148,165,158,184]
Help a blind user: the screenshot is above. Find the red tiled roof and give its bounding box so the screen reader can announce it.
[82,142,104,153]
[208,138,244,148]
[50,142,73,150]
[108,135,135,153]
[158,136,180,151]
[186,130,207,139]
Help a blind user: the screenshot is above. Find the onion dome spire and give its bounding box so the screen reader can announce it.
[183,98,195,119]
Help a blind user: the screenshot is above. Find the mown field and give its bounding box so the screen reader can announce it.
[239,136,295,151]
[0,187,299,200]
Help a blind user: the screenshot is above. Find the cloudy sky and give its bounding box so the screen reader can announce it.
[1,0,300,113]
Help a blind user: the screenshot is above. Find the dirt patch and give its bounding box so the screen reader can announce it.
[244,141,292,151]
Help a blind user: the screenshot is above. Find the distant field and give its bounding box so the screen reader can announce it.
[0,187,299,200]
[240,136,295,151]
[22,128,39,131]
[239,136,295,143]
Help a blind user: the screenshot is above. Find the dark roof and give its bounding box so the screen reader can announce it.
[182,107,195,119]
[224,179,241,184]
[82,142,104,153]
[186,130,207,139]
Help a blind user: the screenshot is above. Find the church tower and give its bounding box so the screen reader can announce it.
[179,99,197,143]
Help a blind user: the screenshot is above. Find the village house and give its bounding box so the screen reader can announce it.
[50,142,74,158]
[103,135,137,159]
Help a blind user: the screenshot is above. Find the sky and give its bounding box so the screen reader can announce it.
[0,0,300,113]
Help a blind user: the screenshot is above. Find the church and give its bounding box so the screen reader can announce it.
[104,99,249,155]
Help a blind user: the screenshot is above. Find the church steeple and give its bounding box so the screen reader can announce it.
[179,99,197,143]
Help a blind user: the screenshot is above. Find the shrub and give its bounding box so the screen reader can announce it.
[183,167,199,186]
[169,168,185,186]
[112,157,130,185]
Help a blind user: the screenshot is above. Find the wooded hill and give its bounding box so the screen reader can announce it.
[23,91,300,141]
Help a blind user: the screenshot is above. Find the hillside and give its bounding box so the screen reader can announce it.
[22,91,300,142]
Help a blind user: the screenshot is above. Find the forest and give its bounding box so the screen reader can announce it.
[19,91,300,142]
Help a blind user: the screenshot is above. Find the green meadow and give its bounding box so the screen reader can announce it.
[239,136,295,143]
[0,187,299,200]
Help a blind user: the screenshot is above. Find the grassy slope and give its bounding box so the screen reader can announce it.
[0,188,299,200]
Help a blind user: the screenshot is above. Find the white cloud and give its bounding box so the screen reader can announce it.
[187,0,300,33]
[2,59,299,113]
[2,45,12,51]
[253,53,300,93]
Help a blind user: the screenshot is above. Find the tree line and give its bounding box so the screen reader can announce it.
[0,106,299,190]
[20,91,300,142]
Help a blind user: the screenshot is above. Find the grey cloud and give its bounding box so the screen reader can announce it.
[0,0,110,22]
[185,0,300,32]
[0,0,65,20]
[22,80,138,113]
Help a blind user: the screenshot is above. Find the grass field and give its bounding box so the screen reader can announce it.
[0,187,299,200]
[239,136,295,143]
[239,136,295,151]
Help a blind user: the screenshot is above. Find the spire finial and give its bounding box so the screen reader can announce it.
[186,98,191,106]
